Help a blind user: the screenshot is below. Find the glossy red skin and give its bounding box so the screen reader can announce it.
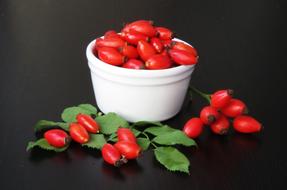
[117,128,137,143]
[120,45,138,59]
[150,37,163,53]
[104,30,121,39]
[44,129,70,148]
[69,123,89,144]
[76,114,100,133]
[122,59,145,69]
[233,116,262,133]
[114,141,141,159]
[122,20,154,35]
[171,41,198,57]
[121,31,149,45]
[183,118,204,138]
[156,27,173,40]
[221,99,247,118]
[168,49,197,65]
[128,20,156,37]
[98,47,125,66]
[160,49,168,56]
[95,37,125,48]
[145,54,172,70]
[200,106,220,125]
[211,89,233,109]
[102,143,122,166]
[137,40,157,61]
[161,39,172,48]
[210,115,230,135]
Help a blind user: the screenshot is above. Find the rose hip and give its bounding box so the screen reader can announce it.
[117,128,137,143]
[161,39,172,48]
[119,45,139,59]
[69,123,90,144]
[145,54,172,70]
[233,116,262,133]
[122,59,145,69]
[104,30,121,39]
[114,141,141,159]
[121,31,149,45]
[221,99,248,118]
[76,114,100,133]
[44,129,70,148]
[171,41,198,57]
[95,37,126,48]
[137,40,157,61]
[210,114,230,135]
[102,143,126,166]
[156,27,173,40]
[98,47,126,66]
[200,106,220,125]
[183,118,204,138]
[127,20,157,37]
[168,49,197,65]
[150,37,164,53]
[210,89,233,109]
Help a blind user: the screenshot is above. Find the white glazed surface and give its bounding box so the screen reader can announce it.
[86,38,195,122]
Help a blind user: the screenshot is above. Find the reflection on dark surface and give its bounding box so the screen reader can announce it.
[29,148,71,163]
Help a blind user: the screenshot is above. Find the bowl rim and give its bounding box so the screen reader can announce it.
[86,37,196,78]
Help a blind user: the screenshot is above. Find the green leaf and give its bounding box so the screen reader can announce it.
[152,131,197,147]
[132,121,163,127]
[61,106,92,123]
[131,128,141,137]
[26,138,68,152]
[78,104,97,115]
[34,120,69,132]
[144,125,177,136]
[82,134,106,149]
[95,112,129,135]
[137,137,150,151]
[154,147,190,174]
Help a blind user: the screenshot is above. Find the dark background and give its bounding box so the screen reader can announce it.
[1,0,287,189]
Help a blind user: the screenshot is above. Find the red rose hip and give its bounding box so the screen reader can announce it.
[156,27,173,40]
[211,89,233,109]
[137,40,157,61]
[233,116,262,133]
[98,47,126,66]
[122,59,145,69]
[171,41,198,57]
[119,45,139,59]
[76,114,100,133]
[117,128,137,143]
[145,54,172,70]
[168,49,197,65]
[102,143,126,166]
[183,118,204,138]
[69,123,90,144]
[121,31,149,45]
[221,99,248,118]
[114,141,141,159]
[200,106,220,125]
[210,115,230,135]
[95,37,125,48]
[44,129,70,148]
[150,37,164,53]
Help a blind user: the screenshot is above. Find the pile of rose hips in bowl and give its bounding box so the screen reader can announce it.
[92,20,198,70]
[43,114,140,166]
[182,89,262,138]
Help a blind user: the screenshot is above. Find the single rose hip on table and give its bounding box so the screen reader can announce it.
[69,123,90,144]
[221,99,248,118]
[97,47,126,66]
[183,117,204,138]
[102,143,127,167]
[44,129,71,148]
[210,89,233,109]
[233,115,262,133]
[114,141,141,159]
[200,106,220,125]
[76,114,100,133]
[117,128,137,143]
[145,54,172,70]
[210,114,230,135]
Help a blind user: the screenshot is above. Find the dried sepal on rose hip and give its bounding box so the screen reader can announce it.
[210,114,230,135]
[200,106,220,125]
[44,129,71,148]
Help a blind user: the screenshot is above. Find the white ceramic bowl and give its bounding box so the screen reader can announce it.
[86,38,196,122]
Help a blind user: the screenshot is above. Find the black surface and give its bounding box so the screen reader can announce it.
[1,0,287,189]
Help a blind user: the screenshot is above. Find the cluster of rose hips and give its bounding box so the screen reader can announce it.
[183,89,262,138]
[93,20,198,70]
[102,128,141,166]
[44,114,100,148]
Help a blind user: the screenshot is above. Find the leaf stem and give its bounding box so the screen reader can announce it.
[151,142,158,148]
[142,132,150,141]
[189,85,211,103]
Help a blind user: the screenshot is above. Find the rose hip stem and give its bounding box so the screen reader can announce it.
[189,85,211,103]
